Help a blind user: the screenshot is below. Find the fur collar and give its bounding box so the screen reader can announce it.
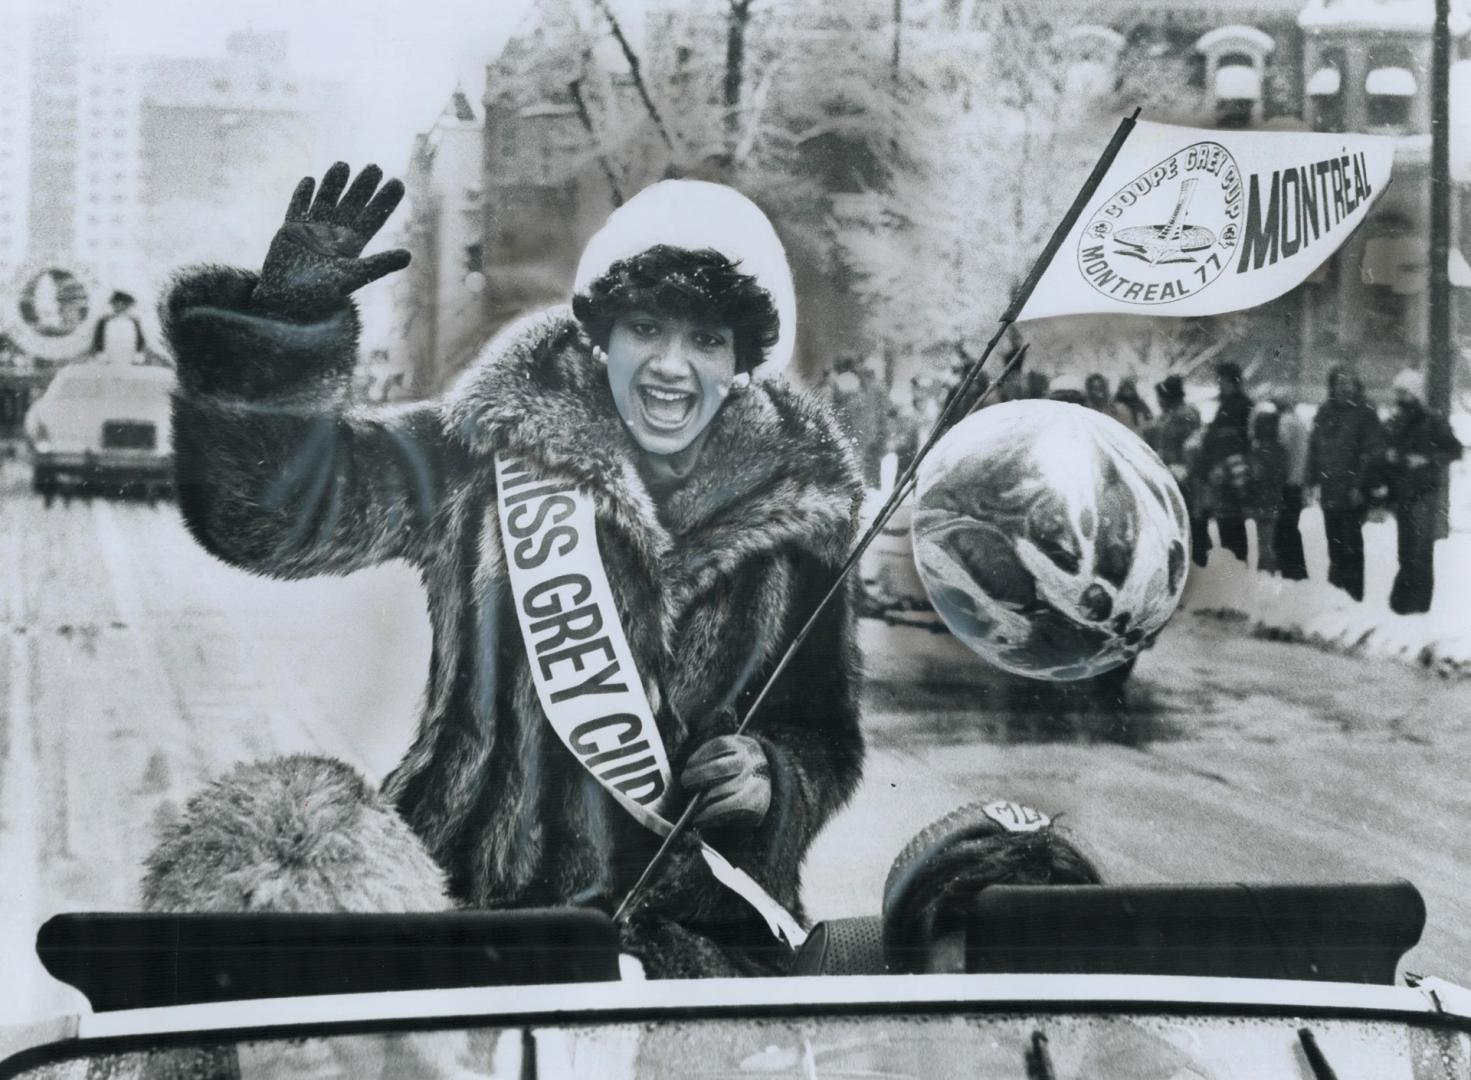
[443,307,862,592]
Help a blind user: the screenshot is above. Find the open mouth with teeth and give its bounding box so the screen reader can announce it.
[637,384,698,431]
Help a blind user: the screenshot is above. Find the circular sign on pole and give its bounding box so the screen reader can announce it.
[6,265,100,362]
[1078,140,1244,306]
[19,268,90,338]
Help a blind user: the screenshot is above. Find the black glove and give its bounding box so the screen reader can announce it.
[252,162,411,319]
[680,734,772,830]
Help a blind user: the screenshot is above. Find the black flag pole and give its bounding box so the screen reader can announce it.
[613,107,1143,928]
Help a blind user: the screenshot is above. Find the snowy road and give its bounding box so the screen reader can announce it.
[807,616,1471,988]
[1,458,1468,1022]
[0,462,430,1021]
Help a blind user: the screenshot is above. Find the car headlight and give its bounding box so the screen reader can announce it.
[28,420,50,453]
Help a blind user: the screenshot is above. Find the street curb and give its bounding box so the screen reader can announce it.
[1186,606,1471,681]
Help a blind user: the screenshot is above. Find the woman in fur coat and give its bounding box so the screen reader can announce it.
[163,165,865,976]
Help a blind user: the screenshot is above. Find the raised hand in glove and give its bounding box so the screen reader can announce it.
[680,734,771,830]
[252,162,411,319]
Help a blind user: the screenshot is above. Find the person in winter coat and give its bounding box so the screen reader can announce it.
[141,758,480,1078]
[1113,376,1153,432]
[1272,397,1310,581]
[1084,372,1136,431]
[827,356,886,484]
[943,362,991,419]
[1307,366,1382,601]
[162,164,866,978]
[1048,372,1087,405]
[90,290,148,364]
[1372,369,1464,615]
[1146,375,1208,566]
[1195,361,1253,562]
[1246,404,1288,575]
[1023,370,1051,400]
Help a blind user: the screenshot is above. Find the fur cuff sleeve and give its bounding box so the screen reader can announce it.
[162,265,361,401]
[743,735,825,914]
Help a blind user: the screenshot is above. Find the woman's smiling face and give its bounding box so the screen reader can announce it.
[606,309,737,455]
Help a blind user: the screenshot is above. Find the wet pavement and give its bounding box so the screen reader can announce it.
[2,456,1468,1022]
[806,616,1471,984]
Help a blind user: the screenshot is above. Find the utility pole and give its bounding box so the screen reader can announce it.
[1428,0,1453,536]
[1427,0,1452,415]
[892,0,903,82]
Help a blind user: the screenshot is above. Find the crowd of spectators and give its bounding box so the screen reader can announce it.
[1156,361,1462,615]
[824,354,1464,617]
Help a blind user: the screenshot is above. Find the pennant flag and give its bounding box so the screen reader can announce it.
[1016,120,1396,322]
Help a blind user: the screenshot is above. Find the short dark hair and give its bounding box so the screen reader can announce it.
[1215,360,1243,384]
[572,244,780,373]
[1155,374,1186,403]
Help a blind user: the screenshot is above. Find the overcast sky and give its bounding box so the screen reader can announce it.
[90,0,541,165]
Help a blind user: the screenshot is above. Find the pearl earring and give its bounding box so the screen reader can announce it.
[731,372,751,390]
[593,345,609,365]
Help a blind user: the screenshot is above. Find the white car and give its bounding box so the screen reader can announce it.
[1,804,1458,1079]
[21,362,175,502]
[7,968,1471,1079]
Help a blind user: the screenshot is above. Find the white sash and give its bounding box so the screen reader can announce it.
[494,453,806,948]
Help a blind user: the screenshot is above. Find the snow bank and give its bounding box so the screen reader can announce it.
[1184,413,1471,677]
[1183,509,1471,679]
[858,415,1471,679]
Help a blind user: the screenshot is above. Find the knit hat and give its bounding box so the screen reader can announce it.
[1155,374,1186,403]
[1049,372,1086,397]
[1391,368,1423,400]
[573,180,797,379]
[881,798,1103,973]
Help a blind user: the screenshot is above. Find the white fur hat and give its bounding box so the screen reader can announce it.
[572,180,797,379]
[1391,368,1423,399]
[1049,372,1086,396]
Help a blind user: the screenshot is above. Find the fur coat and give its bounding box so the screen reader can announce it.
[162,267,866,974]
[1308,397,1383,511]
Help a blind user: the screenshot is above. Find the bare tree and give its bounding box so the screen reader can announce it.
[723,0,757,165]
[569,71,626,205]
[587,0,675,149]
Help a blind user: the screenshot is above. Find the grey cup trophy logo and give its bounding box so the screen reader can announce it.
[1078,141,1244,305]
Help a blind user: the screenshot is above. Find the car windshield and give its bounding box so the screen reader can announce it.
[2,0,1469,1038]
[47,371,172,402]
[5,1011,1451,1080]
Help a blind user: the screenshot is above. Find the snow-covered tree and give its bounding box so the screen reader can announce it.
[480,0,1250,397]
